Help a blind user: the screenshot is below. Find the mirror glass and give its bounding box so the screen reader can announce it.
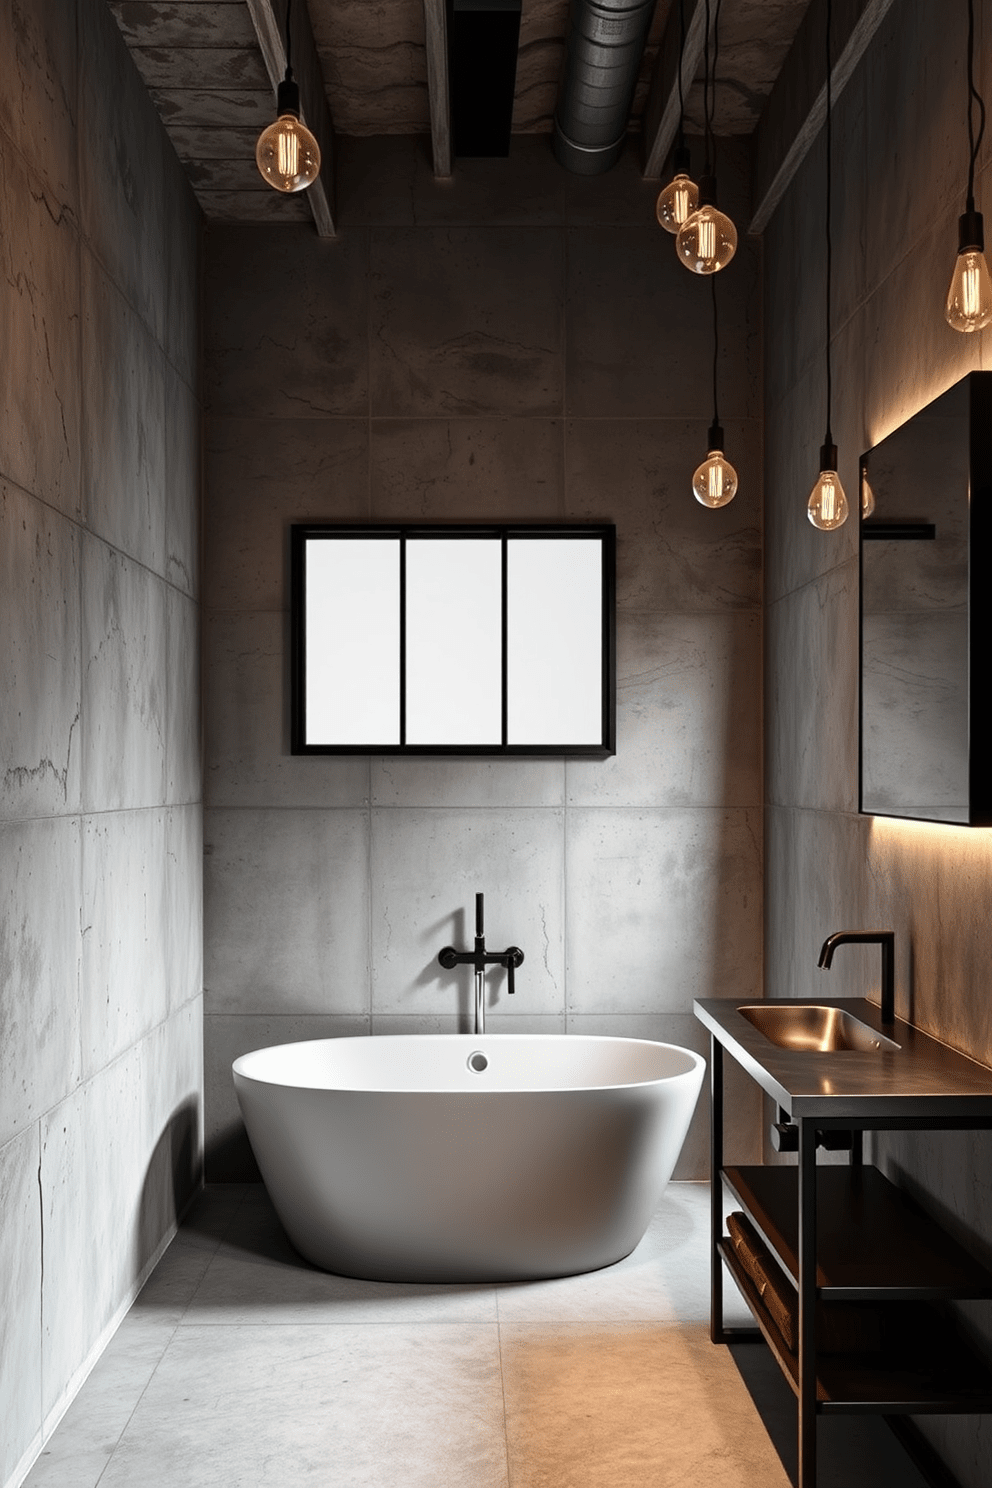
[860,372,992,824]
[292,525,615,756]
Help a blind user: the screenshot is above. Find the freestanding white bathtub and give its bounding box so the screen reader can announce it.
[233,1034,705,1283]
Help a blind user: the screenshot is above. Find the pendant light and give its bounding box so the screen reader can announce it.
[255,0,321,194]
[693,277,738,507]
[676,0,737,274]
[946,0,992,332]
[656,0,699,233]
[807,0,848,531]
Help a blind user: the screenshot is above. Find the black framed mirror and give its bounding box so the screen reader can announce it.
[291,524,616,756]
[859,371,992,824]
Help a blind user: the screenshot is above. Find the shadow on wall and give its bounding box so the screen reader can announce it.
[207,1119,260,1184]
[137,1096,203,1266]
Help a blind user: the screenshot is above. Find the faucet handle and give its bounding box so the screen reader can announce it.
[438,946,459,970]
[505,947,523,994]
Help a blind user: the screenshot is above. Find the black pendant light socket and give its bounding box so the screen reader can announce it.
[958,207,986,253]
[277,72,301,118]
[708,419,724,451]
[819,441,838,472]
[673,141,691,175]
[697,173,716,208]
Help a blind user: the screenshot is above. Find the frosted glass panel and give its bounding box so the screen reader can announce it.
[305,538,400,744]
[507,538,602,744]
[406,539,502,744]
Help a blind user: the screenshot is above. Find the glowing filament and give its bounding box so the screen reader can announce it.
[278,127,299,179]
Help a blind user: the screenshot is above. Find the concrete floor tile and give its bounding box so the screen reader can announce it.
[28,1180,938,1488]
[494,1185,752,1328]
[128,1187,245,1319]
[499,1320,791,1488]
[22,1316,174,1488]
[186,1187,499,1324]
[96,1323,509,1488]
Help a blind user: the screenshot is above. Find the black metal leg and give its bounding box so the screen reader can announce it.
[798,1119,818,1488]
[710,1034,725,1344]
[850,1127,864,1166]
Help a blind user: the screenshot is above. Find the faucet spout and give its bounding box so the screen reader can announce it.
[817,930,895,1024]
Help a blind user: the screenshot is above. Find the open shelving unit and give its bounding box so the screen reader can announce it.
[694,999,992,1488]
[720,1165,992,1415]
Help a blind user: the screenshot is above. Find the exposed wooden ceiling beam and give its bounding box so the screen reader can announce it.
[245,0,336,235]
[423,0,452,179]
[641,0,716,181]
[748,0,895,235]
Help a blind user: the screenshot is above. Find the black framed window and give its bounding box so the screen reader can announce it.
[291,524,616,756]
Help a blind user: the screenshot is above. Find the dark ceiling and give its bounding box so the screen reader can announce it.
[107,0,890,236]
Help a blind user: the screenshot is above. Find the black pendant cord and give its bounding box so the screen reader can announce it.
[711,274,720,431]
[823,0,834,453]
[711,0,722,162]
[285,0,294,78]
[966,0,986,212]
[676,0,686,149]
[701,0,711,175]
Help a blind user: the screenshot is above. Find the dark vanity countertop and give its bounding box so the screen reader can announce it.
[693,997,992,1120]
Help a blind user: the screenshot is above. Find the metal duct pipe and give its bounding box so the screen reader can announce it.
[553,0,657,175]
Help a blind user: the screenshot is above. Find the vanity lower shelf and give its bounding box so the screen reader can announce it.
[719,1240,992,1413]
[719,1163,992,1415]
[723,1164,992,1299]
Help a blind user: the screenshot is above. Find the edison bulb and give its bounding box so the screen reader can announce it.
[676,203,737,274]
[256,112,321,192]
[808,466,848,529]
[656,173,699,234]
[693,449,738,508]
[945,248,992,332]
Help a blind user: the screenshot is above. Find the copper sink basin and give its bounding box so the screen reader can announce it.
[737,1004,902,1053]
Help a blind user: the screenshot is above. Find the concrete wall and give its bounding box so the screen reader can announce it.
[764,3,992,1480]
[202,135,764,1181]
[0,3,202,1484]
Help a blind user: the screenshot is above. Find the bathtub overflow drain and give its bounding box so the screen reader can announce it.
[467,1051,489,1073]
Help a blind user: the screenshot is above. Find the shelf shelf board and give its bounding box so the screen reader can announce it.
[723,1164,992,1300]
[719,1240,992,1415]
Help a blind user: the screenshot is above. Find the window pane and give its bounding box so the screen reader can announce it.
[304,538,400,745]
[507,538,603,745]
[406,539,502,744]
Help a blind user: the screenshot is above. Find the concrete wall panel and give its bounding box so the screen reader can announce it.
[0,1,202,1478]
[0,483,81,820]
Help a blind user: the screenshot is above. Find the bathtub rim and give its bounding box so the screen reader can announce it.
[232,1031,706,1097]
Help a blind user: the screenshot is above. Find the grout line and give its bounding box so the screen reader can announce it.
[495,1309,514,1488]
[90,1314,182,1488]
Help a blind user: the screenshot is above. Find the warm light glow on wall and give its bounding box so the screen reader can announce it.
[866,370,979,455]
[868,813,992,856]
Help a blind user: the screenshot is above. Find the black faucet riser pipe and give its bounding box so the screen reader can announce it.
[817,929,895,1025]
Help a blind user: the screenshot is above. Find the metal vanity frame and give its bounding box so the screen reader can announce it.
[696,997,992,1488]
